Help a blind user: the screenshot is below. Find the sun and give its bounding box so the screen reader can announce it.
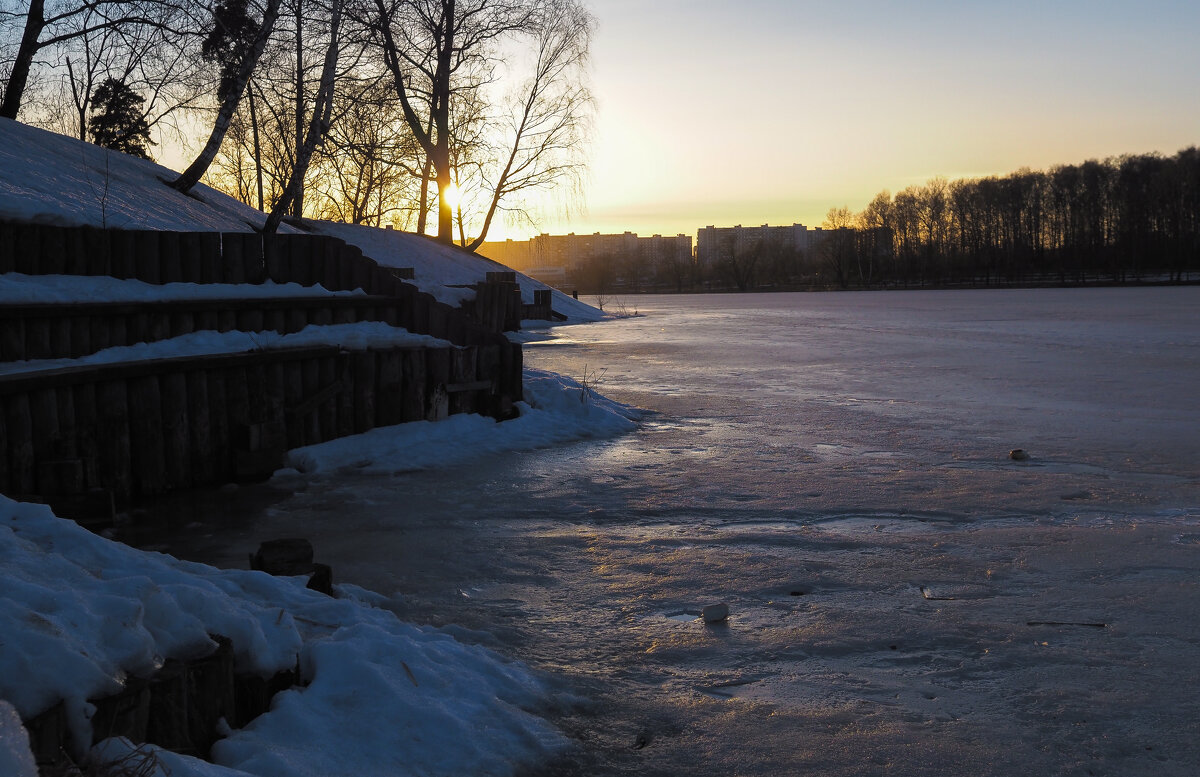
[441,181,462,210]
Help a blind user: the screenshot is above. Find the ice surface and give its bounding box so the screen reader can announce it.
[138,288,1200,776]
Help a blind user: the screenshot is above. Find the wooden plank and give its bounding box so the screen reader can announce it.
[12,223,40,274]
[29,388,61,476]
[64,226,88,275]
[317,356,338,442]
[198,232,222,283]
[221,233,247,284]
[159,231,183,283]
[129,375,166,494]
[0,320,24,361]
[263,234,287,284]
[352,352,376,433]
[50,318,72,360]
[179,232,203,283]
[37,226,67,275]
[264,308,287,334]
[300,358,321,445]
[25,320,52,361]
[236,308,265,332]
[135,230,162,284]
[54,383,77,459]
[0,221,14,273]
[241,233,265,283]
[283,362,305,448]
[4,394,34,493]
[170,310,195,338]
[288,235,312,286]
[308,237,328,290]
[69,315,92,358]
[264,362,287,438]
[322,237,341,291]
[207,370,231,483]
[161,372,191,490]
[225,366,251,445]
[81,226,111,276]
[425,347,450,421]
[448,347,473,415]
[245,362,268,423]
[95,380,132,500]
[375,350,403,427]
[187,370,214,486]
[110,230,138,279]
[0,406,7,495]
[72,382,99,489]
[335,355,355,437]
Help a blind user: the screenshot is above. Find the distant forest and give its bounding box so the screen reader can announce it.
[676,147,1200,293]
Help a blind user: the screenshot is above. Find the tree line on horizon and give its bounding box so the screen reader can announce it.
[0,0,593,242]
[677,148,1200,294]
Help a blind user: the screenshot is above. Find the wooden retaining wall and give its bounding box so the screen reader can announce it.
[23,635,299,769]
[0,222,510,346]
[0,295,453,362]
[0,340,522,504]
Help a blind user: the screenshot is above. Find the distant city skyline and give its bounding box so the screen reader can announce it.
[486,0,1200,241]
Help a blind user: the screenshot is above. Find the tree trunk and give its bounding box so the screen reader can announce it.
[292,0,305,217]
[264,0,341,234]
[0,0,46,120]
[249,82,264,211]
[170,0,282,194]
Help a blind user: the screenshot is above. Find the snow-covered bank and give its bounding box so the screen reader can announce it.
[0,322,450,376]
[0,118,599,323]
[282,368,641,475]
[0,494,564,776]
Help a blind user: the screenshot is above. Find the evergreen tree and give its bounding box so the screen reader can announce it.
[88,78,155,159]
[203,0,259,100]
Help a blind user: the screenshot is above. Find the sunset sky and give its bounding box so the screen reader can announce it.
[495,0,1200,241]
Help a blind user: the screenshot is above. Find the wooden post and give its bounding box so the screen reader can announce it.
[317,356,338,442]
[425,347,450,421]
[110,230,138,279]
[352,352,376,433]
[0,319,25,361]
[73,382,99,489]
[38,226,67,275]
[129,375,166,494]
[198,232,222,283]
[375,350,403,427]
[26,319,52,360]
[82,226,112,276]
[335,354,355,438]
[242,233,266,283]
[221,233,247,284]
[263,234,286,284]
[0,409,7,495]
[283,362,305,449]
[187,370,215,486]
[0,221,14,273]
[69,315,92,358]
[4,394,35,493]
[96,380,132,500]
[12,223,40,274]
[161,372,192,490]
[64,226,88,275]
[300,359,321,445]
[207,369,232,483]
[135,230,162,284]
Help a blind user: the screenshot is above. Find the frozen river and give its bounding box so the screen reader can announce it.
[139,287,1200,776]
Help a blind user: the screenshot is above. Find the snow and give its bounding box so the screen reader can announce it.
[313,221,602,322]
[0,118,600,321]
[0,274,365,304]
[0,322,450,376]
[0,494,564,775]
[0,701,37,777]
[280,368,640,476]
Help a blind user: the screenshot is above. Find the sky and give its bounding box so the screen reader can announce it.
[493,0,1200,241]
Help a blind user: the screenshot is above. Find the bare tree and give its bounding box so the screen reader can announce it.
[0,0,193,120]
[170,0,282,193]
[366,0,535,243]
[262,0,342,232]
[463,0,593,251]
